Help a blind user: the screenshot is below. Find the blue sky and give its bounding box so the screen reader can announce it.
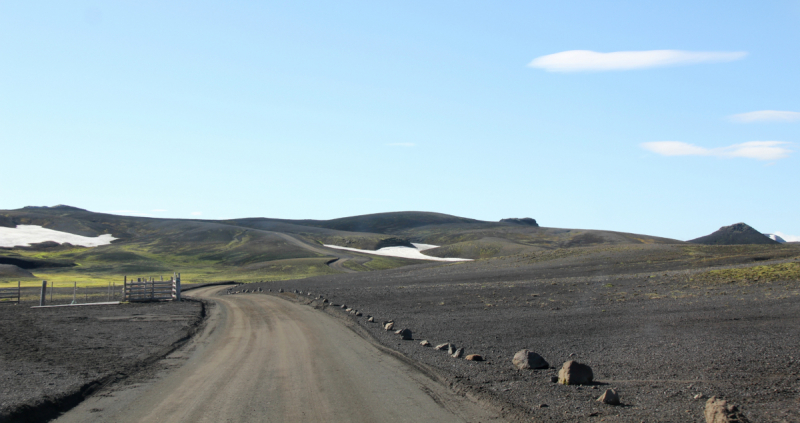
[1,1,798,241]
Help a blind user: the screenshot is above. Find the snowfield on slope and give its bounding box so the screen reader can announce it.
[323,243,471,262]
[0,225,116,248]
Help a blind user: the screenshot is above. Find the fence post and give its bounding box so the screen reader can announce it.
[40,281,47,306]
[17,281,21,304]
[50,281,53,303]
[175,273,181,301]
[72,281,76,305]
[124,276,127,301]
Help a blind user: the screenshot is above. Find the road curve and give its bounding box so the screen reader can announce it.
[270,231,358,273]
[55,287,500,423]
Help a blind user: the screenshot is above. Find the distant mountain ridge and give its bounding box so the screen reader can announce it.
[689,223,778,245]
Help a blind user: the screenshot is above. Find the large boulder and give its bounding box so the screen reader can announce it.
[512,349,549,370]
[558,361,593,385]
[704,397,749,423]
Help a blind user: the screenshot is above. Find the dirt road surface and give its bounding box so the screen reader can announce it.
[55,287,499,423]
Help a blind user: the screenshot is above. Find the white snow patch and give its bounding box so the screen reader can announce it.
[0,225,116,248]
[323,243,471,262]
[770,231,800,243]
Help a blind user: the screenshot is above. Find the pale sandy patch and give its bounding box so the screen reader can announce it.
[0,225,116,248]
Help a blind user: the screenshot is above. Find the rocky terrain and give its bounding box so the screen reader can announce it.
[256,243,800,422]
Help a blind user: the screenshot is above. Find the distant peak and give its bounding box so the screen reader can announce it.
[500,218,539,227]
[689,222,777,245]
[51,205,87,211]
[23,205,87,211]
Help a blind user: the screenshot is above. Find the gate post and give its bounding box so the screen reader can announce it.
[40,281,47,306]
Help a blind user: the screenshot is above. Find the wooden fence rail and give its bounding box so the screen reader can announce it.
[0,281,21,304]
[123,273,181,302]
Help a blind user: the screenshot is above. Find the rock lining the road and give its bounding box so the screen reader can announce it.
[512,349,549,370]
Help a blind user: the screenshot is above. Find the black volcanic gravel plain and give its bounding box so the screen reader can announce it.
[0,300,203,422]
[255,244,800,422]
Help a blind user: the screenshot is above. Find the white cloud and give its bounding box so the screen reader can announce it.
[728,110,800,123]
[528,50,747,72]
[387,143,415,147]
[772,231,800,242]
[641,141,792,161]
[152,209,168,212]
[190,211,202,216]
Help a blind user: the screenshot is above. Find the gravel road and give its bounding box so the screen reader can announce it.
[54,286,500,423]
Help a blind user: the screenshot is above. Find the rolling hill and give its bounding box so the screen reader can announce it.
[1,205,687,283]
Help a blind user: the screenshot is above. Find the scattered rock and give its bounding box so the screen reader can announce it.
[512,349,549,370]
[597,389,620,405]
[448,344,457,355]
[420,340,431,347]
[355,311,362,316]
[558,361,593,385]
[452,347,464,358]
[695,394,705,400]
[398,329,412,340]
[384,322,394,331]
[341,304,347,309]
[539,404,548,408]
[465,354,483,361]
[435,343,451,351]
[322,299,328,303]
[345,308,352,312]
[705,396,750,423]
[278,288,284,293]
[367,316,374,322]
[550,376,559,383]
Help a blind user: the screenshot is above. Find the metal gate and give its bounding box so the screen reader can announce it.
[123,274,182,302]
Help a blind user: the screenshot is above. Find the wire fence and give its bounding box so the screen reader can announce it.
[0,281,124,306]
[0,275,181,306]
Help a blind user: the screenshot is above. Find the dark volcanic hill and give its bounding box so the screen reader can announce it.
[239,211,485,234]
[0,205,688,281]
[689,222,778,245]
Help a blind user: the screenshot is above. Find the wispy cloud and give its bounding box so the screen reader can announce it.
[387,143,415,147]
[772,231,800,242]
[728,110,800,123]
[190,211,202,216]
[641,141,792,161]
[528,50,747,72]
